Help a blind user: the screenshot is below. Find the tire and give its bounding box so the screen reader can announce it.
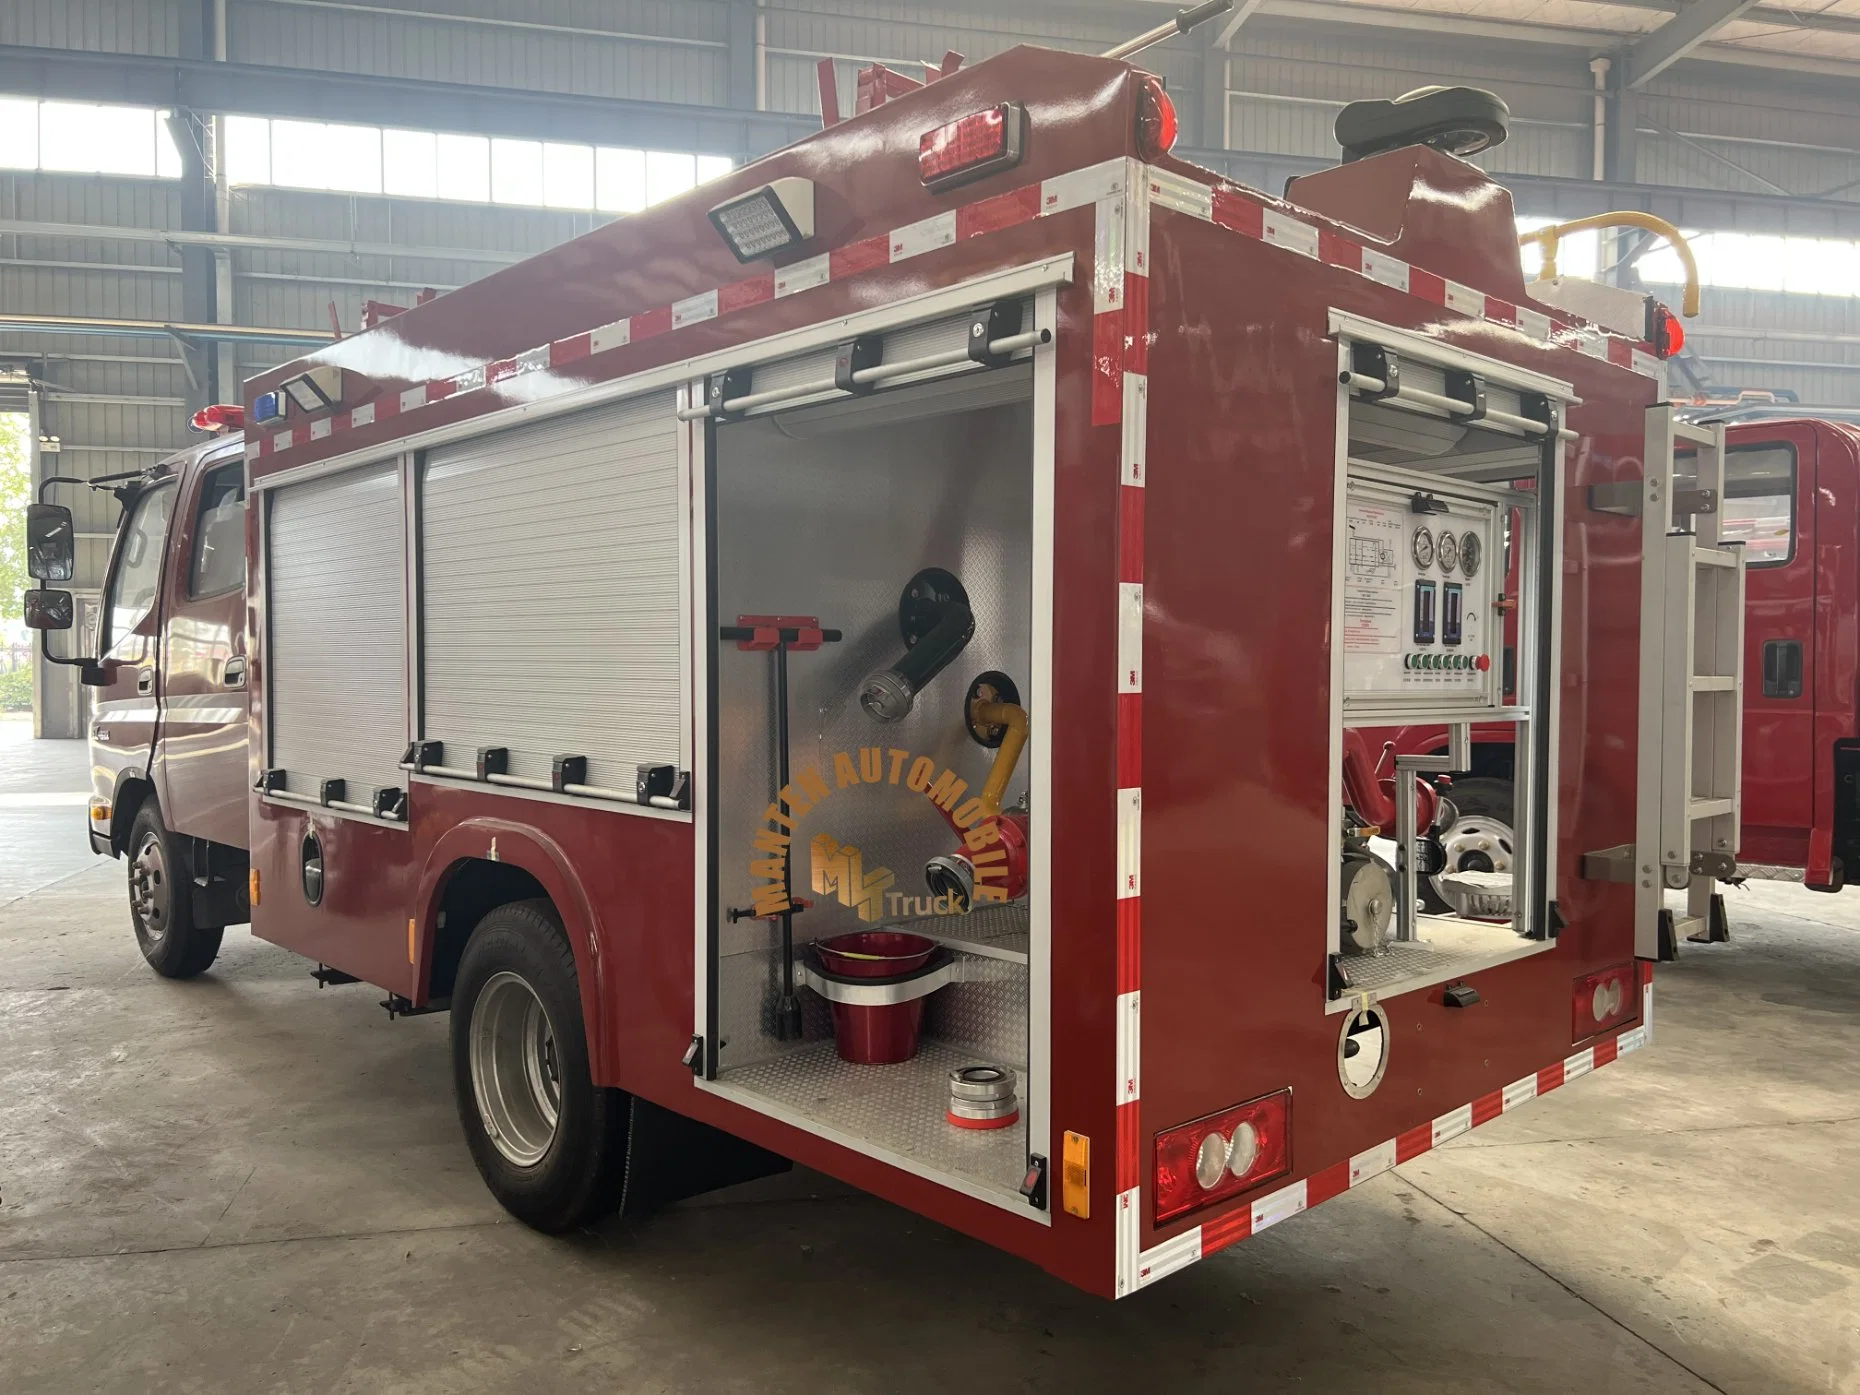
[450,899,626,1233]
[126,801,224,979]
[1421,777,1515,915]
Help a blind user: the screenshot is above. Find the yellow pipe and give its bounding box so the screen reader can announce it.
[971,700,1029,819]
[1518,212,1701,318]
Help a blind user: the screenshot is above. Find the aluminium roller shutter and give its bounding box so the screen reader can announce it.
[419,390,683,789]
[267,461,408,799]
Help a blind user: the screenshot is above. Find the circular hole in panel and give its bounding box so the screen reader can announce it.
[1340,1005,1391,1099]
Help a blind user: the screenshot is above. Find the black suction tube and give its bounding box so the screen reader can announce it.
[858,568,974,723]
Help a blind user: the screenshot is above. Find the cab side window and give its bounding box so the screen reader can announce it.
[106,483,176,652]
[1722,444,1795,568]
[190,464,248,598]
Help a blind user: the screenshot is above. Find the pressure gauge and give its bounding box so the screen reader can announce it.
[1436,529,1459,574]
[1460,530,1482,578]
[1410,525,1435,571]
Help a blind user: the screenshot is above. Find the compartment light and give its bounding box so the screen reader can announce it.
[280,365,342,414]
[918,103,1025,191]
[1154,1090,1291,1224]
[707,177,816,262]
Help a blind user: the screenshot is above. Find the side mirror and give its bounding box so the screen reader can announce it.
[24,588,74,632]
[26,503,76,582]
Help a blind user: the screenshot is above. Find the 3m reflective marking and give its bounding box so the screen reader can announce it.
[1115,990,1141,1103]
[1432,1102,1474,1147]
[274,429,294,451]
[1517,307,1553,342]
[1120,374,1148,486]
[1444,280,1485,316]
[1252,1179,1308,1233]
[1124,161,1150,278]
[515,345,551,375]
[589,319,631,354]
[1116,786,1142,898]
[1363,249,1410,292]
[308,418,331,441]
[1041,157,1126,216]
[398,387,426,413]
[350,402,376,428]
[1093,199,1125,313]
[1502,1072,1539,1110]
[1145,168,1212,221]
[775,253,831,298]
[1350,1138,1398,1186]
[1641,980,1654,1044]
[1117,583,1144,695]
[890,211,957,262]
[1261,210,1318,259]
[1120,992,1652,1297]
[673,289,720,329]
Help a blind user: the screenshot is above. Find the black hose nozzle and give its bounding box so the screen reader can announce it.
[859,568,974,723]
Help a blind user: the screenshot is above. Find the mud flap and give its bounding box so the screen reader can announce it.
[616,1096,792,1218]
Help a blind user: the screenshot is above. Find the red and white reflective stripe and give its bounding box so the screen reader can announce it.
[1125,997,1654,1295]
[1142,167,1663,386]
[248,158,1656,466]
[246,157,1128,463]
[1110,157,1149,1298]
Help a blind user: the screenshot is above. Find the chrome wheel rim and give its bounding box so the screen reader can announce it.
[469,971,562,1168]
[1431,813,1514,915]
[129,831,169,941]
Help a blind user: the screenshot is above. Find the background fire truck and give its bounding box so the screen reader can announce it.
[24,25,1725,1298]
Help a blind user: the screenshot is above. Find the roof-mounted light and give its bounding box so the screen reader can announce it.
[919,103,1025,192]
[707,177,816,263]
[189,404,245,434]
[1647,300,1686,359]
[280,365,342,414]
[251,391,283,424]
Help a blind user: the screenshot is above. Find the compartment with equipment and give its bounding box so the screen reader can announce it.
[1329,315,1572,1008]
[696,290,1051,1213]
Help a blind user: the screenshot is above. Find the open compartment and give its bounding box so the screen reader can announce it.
[1328,315,1574,1008]
[697,296,1050,1213]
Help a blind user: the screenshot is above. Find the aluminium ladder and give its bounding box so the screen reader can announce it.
[1634,408,1746,957]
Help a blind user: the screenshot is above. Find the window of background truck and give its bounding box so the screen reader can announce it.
[1722,444,1796,567]
[106,483,174,651]
[190,464,247,598]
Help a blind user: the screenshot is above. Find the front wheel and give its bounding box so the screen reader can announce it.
[127,802,223,978]
[450,899,627,1232]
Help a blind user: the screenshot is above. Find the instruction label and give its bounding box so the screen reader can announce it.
[1342,499,1403,655]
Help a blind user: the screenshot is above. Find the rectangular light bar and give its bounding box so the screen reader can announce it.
[708,177,815,263]
[919,103,1025,192]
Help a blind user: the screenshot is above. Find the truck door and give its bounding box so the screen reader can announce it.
[1724,426,1814,855]
[152,453,249,849]
[91,479,178,807]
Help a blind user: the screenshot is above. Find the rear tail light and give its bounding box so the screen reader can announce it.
[1135,75,1179,160]
[1575,963,1635,1038]
[918,103,1025,191]
[1153,1089,1291,1224]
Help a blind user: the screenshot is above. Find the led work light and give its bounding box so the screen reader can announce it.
[707,178,815,263]
[280,365,342,414]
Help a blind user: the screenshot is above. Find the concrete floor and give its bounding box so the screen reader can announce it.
[2,718,1857,1394]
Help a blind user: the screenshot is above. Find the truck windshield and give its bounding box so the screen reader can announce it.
[107,482,175,651]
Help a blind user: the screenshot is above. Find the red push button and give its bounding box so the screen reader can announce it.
[1475,653,1491,671]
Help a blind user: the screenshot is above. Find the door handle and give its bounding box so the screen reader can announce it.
[223,656,247,689]
[136,669,154,696]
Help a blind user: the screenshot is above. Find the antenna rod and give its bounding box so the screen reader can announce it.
[1101,0,1234,62]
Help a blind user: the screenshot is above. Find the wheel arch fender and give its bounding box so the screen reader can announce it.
[110,768,159,855]
[415,819,612,1077]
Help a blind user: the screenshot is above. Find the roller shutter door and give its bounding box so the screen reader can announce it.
[267,461,408,799]
[420,391,683,789]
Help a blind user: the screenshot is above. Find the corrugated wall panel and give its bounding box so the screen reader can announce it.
[227,0,727,105]
[0,0,180,55]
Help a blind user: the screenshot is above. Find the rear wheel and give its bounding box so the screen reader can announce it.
[450,899,626,1232]
[1421,777,1515,915]
[127,802,224,978]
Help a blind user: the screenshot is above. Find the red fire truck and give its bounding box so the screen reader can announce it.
[1388,415,1860,926]
[25,30,1725,1297]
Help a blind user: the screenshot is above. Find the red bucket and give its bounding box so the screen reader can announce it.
[814,931,938,1065]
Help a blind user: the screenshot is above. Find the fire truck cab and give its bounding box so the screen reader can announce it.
[27,425,252,977]
[23,39,1724,1298]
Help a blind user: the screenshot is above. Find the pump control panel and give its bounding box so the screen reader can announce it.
[1341,479,1499,706]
